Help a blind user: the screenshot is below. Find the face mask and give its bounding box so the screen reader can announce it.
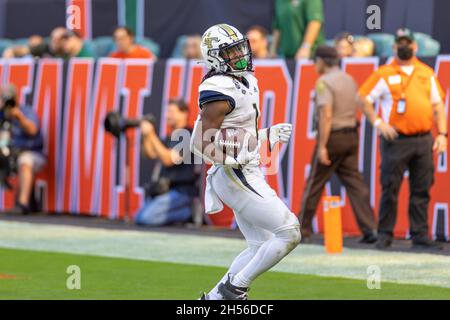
[397,45,413,60]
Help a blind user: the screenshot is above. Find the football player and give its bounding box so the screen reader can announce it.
[190,24,301,300]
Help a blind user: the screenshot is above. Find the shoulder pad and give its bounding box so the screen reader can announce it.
[201,75,236,90]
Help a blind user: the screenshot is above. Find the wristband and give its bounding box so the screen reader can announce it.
[438,132,448,137]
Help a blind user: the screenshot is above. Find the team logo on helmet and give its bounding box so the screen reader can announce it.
[203,34,219,49]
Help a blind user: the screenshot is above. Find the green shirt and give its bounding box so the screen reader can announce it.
[76,43,94,58]
[273,0,325,58]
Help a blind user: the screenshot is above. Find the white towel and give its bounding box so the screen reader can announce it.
[204,166,224,214]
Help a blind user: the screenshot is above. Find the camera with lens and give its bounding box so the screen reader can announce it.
[0,88,18,189]
[104,111,173,198]
[0,85,18,117]
[104,111,156,138]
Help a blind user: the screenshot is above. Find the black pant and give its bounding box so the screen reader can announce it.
[378,133,434,239]
[300,130,376,237]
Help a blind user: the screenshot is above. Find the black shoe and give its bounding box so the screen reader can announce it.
[4,202,30,215]
[412,237,443,250]
[375,235,392,249]
[198,292,208,300]
[217,274,249,300]
[359,233,378,244]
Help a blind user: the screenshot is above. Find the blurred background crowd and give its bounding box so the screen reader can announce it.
[0,0,445,61]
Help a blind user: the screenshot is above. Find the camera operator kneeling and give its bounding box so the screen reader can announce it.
[135,99,198,226]
[0,85,46,214]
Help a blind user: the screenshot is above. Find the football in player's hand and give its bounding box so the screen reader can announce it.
[215,127,258,158]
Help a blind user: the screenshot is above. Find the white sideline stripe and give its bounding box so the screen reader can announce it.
[0,221,449,289]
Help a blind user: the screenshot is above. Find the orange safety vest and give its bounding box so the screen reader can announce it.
[359,57,445,135]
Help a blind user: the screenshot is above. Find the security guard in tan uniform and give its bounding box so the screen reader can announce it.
[299,45,377,243]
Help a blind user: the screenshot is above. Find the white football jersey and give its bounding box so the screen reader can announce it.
[197,73,260,138]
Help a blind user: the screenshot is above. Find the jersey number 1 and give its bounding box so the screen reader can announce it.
[252,103,259,139]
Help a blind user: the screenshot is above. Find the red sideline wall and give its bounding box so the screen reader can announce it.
[0,57,449,240]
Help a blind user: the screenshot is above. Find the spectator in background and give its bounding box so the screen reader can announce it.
[335,32,375,59]
[334,32,355,58]
[353,37,375,57]
[359,28,447,250]
[135,98,198,226]
[3,35,50,58]
[110,26,155,59]
[2,46,29,59]
[0,85,46,214]
[246,25,269,59]
[270,0,325,59]
[49,27,67,57]
[2,35,49,59]
[28,35,51,58]
[182,35,202,60]
[62,30,94,58]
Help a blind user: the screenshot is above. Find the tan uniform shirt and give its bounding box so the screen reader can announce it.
[314,67,359,130]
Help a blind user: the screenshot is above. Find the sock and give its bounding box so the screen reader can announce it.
[232,227,300,287]
[207,246,258,299]
[231,273,251,288]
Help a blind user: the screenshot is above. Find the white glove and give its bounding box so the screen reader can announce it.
[260,123,293,151]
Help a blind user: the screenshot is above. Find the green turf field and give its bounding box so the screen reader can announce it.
[1,247,449,300]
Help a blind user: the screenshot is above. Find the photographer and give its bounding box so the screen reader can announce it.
[135,98,198,226]
[0,85,46,214]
